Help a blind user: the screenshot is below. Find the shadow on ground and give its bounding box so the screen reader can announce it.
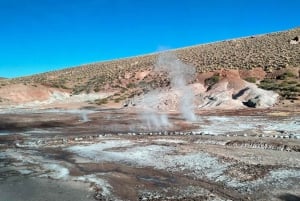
[278,193,300,201]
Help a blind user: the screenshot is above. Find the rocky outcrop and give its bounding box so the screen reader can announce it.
[196,70,278,109]
[235,83,279,108]
[0,83,114,108]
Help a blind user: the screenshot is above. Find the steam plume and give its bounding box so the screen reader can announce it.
[155,53,196,121]
[80,111,90,122]
[138,52,197,130]
[139,90,170,129]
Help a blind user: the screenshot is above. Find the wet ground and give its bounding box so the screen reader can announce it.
[0,108,300,201]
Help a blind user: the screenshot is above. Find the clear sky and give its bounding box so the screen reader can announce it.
[0,0,299,78]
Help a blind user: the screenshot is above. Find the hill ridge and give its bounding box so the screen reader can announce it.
[1,27,299,98]
[3,27,298,79]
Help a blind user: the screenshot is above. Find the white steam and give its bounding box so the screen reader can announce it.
[138,52,197,129]
[179,86,196,121]
[79,110,91,122]
[141,111,170,129]
[81,112,89,122]
[139,90,171,129]
[156,53,195,88]
[155,53,196,121]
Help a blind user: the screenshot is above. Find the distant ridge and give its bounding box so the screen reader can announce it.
[0,27,299,107]
[22,26,300,76]
[1,27,299,94]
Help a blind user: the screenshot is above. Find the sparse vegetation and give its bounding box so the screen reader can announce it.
[95,98,108,105]
[93,86,100,92]
[114,98,121,103]
[276,71,296,80]
[113,96,127,103]
[126,83,136,88]
[1,28,299,102]
[120,88,127,93]
[244,77,257,83]
[205,74,220,89]
[72,85,86,95]
[258,79,277,90]
[259,73,300,100]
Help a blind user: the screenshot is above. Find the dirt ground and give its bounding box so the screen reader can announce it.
[0,107,299,201]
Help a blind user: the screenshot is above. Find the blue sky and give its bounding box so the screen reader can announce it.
[0,0,299,78]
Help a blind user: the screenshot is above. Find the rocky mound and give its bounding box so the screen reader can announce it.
[132,69,279,112]
[0,83,114,109]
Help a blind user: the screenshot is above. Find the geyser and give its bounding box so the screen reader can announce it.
[155,53,196,121]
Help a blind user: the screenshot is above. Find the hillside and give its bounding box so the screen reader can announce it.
[0,27,299,108]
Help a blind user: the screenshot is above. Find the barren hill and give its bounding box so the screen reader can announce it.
[0,27,299,108]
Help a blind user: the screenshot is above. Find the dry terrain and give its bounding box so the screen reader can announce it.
[0,27,300,201]
[0,109,300,201]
